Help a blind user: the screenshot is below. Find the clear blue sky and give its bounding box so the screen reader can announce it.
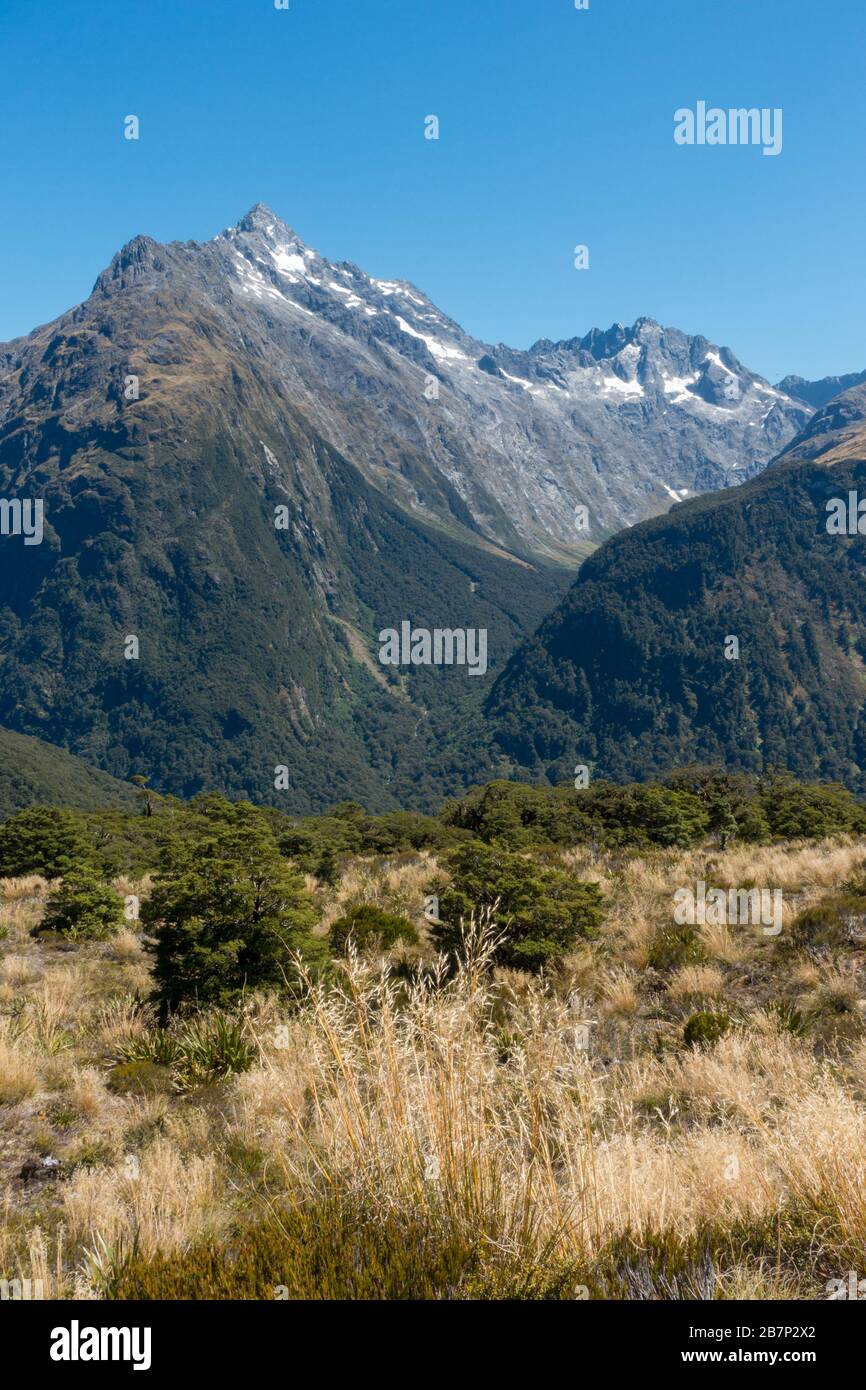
[1,0,863,383]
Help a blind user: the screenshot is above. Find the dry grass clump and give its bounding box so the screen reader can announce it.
[708,840,864,895]
[105,929,144,963]
[802,962,865,1022]
[0,953,39,988]
[0,875,50,903]
[319,852,436,929]
[697,918,749,964]
[232,931,822,1268]
[0,1018,40,1104]
[666,963,726,1004]
[0,899,46,941]
[67,1066,111,1120]
[63,1137,225,1265]
[110,874,153,901]
[599,965,641,1018]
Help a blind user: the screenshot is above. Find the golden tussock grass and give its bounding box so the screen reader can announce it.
[0,1018,40,1104]
[4,837,866,1297]
[62,1138,225,1262]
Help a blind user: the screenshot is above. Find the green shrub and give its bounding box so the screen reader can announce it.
[37,868,125,941]
[683,1010,730,1049]
[432,841,602,972]
[105,1196,580,1301]
[114,1013,257,1091]
[791,896,866,950]
[762,779,866,840]
[330,903,419,955]
[648,925,707,973]
[142,803,326,1019]
[764,1000,806,1037]
[0,805,95,879]
[107,1060,176,1096]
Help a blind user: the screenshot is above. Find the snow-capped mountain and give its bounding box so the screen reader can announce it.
[205,205,809,554]
[0,204,820,808]
[1,203,808,565]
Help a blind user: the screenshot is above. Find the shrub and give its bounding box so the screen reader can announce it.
[791,896,866,951]
[648,925,707,973]
[764,1000,806,1037]
[330,903,419,955]
[432,841,602,972]
[0,806,94,879]
[683,1011,730,1049]
[105,1196,579,1300]
[761,779,866,840]
[114,1013,257,1091]
[38,869,125,941]
[107,1060,176,1096]
[142,803,326,1019]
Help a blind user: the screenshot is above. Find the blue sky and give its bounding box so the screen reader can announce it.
[0,0,863,382]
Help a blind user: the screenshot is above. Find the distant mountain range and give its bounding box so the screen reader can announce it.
[0,203,860,811]
[776,370,866,411]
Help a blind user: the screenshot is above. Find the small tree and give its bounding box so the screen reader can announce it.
[131,775,157,819]
[432,841,602,972]
[0,806,94,879]
[142,804,325,1020]
[39,868,125,940]
[330,903,418,955]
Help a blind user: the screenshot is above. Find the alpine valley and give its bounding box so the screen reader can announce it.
[0,203,859,811]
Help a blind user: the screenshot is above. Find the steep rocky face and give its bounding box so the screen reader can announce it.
[0,208,572,811]
[202,208,810,552]
[486,384,866,790]
[774,383,866,466]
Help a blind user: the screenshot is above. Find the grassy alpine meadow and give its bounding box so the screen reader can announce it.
[3,778,866,1301]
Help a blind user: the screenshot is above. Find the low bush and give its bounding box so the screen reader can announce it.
[106,1196,580,1300]
[432,841,602,972]
[114,1013,257,1092]
[329,903,419,955]
[37,869,125,941]
[683,1010,730,1048]
[648,925,707,973]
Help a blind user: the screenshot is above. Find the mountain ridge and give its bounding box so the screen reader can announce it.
[487,382,866,790]
[3,203,810,557]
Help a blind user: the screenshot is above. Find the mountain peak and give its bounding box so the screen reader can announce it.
[233,202,298,242]
[92,233,167,295]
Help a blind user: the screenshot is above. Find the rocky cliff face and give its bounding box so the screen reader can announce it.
[0,207,574,809]
[777,370,866,411]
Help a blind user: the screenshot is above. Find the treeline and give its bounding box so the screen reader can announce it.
[1,768,864,1026]
[1,767,865,886]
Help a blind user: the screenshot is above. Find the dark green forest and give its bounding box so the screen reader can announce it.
[489,453,866,790]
